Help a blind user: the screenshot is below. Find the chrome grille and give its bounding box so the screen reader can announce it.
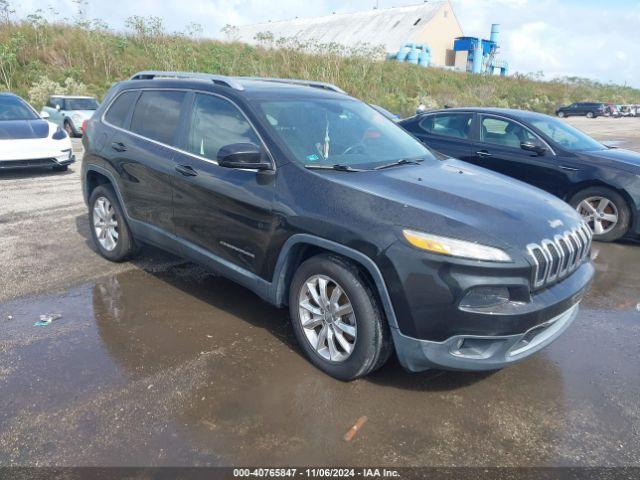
[527,223,592,290]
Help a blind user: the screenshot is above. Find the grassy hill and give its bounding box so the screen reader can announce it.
[1,14,640,116]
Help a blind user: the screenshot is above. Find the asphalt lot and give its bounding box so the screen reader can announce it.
[0,117,639,466]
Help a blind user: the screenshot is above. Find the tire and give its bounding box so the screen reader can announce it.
[52,165,68,172]
[289,254,392,381]
[586,112,594,119]
[88,184,139,261]
[64,121,75,138]
[557,111,565,118]
[569,186,631,242]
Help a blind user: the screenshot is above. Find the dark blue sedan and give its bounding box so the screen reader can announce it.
[399,108,640,242]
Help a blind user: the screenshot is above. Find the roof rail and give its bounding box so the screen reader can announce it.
[240,77,346,94]
[129,71,245,91]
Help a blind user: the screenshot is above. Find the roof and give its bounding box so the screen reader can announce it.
[49,95,96,99]
[407,107,554,122]
[234,2,446,54]
[117,76,352,101]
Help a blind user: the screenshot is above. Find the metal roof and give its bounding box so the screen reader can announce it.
[235,1,447,54]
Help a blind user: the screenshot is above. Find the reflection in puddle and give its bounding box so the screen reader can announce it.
[1,242,639,466]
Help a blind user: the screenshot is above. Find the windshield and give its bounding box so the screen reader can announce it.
[254,98,433,167]
[531,117,605,152]
[65,98,99,111]
[0,96,39,121]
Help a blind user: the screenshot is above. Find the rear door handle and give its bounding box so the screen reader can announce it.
[476,150,492,158]
[175,164,198,177]
[111,141,127,152]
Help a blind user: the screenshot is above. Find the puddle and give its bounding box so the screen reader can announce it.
[1,245,639,466]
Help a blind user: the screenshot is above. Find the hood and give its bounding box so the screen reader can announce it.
[322,159,583,254]
[580,148,640,173]
[0,121,72,161]
[0,119,50,140]
[67,110,95,119]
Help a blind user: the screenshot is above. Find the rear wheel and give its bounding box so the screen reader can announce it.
[88,185,139,261]
[557,111,565,118]
[289,254,391,381]
[570,186,630,242]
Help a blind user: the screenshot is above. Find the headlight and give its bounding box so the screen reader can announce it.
[402,229,512,262]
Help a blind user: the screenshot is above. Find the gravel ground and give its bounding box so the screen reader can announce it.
[0,116,639,467]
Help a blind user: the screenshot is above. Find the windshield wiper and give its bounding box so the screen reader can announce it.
[374,158,424,170]
[305,164,366,172]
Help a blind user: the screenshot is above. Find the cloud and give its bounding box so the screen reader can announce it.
[12,0,640,87]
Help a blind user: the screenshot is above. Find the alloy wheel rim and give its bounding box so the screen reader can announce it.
[93,196,119,251]
[577,196,619,235]
[298,274,357,363]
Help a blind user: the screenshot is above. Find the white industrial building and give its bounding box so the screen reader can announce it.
[234,1,463,67]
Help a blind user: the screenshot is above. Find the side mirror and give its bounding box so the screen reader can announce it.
[521,141,547,156]
[40,111,50,119]
[217,143,271,170]
[55,104,61,111]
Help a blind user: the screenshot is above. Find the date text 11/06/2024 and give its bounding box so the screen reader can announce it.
[233,469,401,478]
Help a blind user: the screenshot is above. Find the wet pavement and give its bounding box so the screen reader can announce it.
[1,242,639,467]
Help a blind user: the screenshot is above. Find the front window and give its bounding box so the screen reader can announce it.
[186,93,260,161]
[0,95,38,121]
[253,98,433,167]
[531,117,604,152]
[65,98,99,111]
[480,116,538,149]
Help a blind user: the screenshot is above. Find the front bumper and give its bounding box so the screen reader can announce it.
[392,302,579,372]
[0,154,75,170]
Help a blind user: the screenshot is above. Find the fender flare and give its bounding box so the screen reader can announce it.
[269,234,399,329]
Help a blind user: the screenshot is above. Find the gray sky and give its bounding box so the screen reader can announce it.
[14,0,640,87]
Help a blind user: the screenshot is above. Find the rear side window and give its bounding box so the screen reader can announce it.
[419,113,473,139]
[131,90,186,146]
[104,91,138,129]
[186,93,260,161]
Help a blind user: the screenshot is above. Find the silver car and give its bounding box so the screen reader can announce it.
[41,95,99,137]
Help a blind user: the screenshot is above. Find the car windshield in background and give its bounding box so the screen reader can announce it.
[0,96,38,121]
[532,117,605,152]
[255,99,433,168]
[66,98,99,110]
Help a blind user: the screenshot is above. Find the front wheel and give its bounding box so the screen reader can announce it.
[64,121,75,137]
[570,186,630,242]
[586,112,594,119]
[289,254,391,380]
[88,185,139,261]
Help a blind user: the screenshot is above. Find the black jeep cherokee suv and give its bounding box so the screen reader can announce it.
[81,71,594,380]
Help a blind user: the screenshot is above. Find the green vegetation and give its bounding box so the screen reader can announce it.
[1,3,639,115]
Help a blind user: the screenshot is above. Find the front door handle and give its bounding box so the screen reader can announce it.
[476,150,492,158]
[559,165,579,172]
[175,164,198,177]
[111,142,127,152]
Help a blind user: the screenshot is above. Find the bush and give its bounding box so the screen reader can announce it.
[27,75,89,109]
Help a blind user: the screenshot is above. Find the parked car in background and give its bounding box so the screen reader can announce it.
[0,92,74,171]
[555,102,605,118]
[399,108,640,242]
[42,95,99,137]
[81,71,593,380]
[370,104,400,121]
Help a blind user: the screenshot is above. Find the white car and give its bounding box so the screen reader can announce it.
[0,93,75,171]
[42,95,99,137]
